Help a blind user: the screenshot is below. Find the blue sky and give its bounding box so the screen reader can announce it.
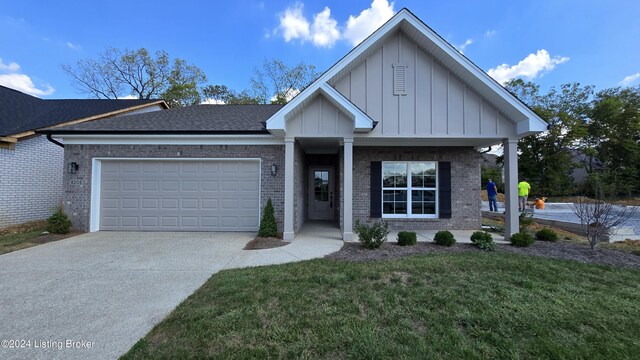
[1,0,639,99]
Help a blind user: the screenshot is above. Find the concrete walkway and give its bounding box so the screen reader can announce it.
[0,227,343,360]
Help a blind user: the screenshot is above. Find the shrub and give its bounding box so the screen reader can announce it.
[47,208,72,234]
[510,232,535,247]
[536,228,559,242]
[470,231,495,251]
[354,220,389,249]
[258,198,277,237]
[519,211,535,232]
[434,230,455,246]
[397,231,417,246]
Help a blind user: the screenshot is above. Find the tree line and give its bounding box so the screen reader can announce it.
[497,79,640,197]
[62,47,318,108]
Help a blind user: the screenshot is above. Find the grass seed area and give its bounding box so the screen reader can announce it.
[123,253,640,359]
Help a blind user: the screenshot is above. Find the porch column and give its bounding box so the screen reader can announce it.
[283,137,295,240]
[343,138,354,241]
[503,138,519,240]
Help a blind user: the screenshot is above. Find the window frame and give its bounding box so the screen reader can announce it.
[381,161,438,219]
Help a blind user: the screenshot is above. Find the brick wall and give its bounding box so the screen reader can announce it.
[340,146,481,231]
[63,144,285,232]
[0,135,64,228]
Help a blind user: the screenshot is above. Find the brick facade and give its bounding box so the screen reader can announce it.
[340,146,482,231]
[0,135,64,228]
[63,144,285,232]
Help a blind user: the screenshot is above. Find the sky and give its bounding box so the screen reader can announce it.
[1,0,639,100]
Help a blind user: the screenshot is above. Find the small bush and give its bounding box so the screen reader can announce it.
[510,232,535,247]
[536,228,559,242]
[397,231,417,246]
[354,220,389,249]
[470,231,495,251]
[47,208,71,234]
[434,230,455,246]
[519,211,535,232]
[258,198,277,237]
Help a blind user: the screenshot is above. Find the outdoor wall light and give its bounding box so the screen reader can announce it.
[67,162,79,174]
[271,164,278,176]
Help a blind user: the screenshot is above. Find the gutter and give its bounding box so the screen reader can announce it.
[46,133,64,148]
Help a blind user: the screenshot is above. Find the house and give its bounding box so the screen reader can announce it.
[0,85,168,228]
[42,9,546,240]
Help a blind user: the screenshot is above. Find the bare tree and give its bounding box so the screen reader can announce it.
[62,47,206,107]
[250,58,319,104]
[571,184,637,250]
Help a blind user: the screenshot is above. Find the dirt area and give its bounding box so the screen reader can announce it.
[0,220,47,236]
[27,231,84,244]
[480,190,506,202]
[327,240,640,269]
[244,236,290,250]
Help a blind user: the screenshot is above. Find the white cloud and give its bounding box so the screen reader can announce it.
[487,49,569,85]
[343,0,395,46]
[276,0,395,48]
[271,88,300,103]
[311,7,340,47]
[0,58,20,72]
[0,57,54,96]
[201,98,226,105]
[619,72,640,86]
[66,41,81,50]
[279,3,310,42]
[485,29,496,37]
[0,73,54,96]
[457,39,473,53]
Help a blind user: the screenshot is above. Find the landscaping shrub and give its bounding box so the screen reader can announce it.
[258,198,277,237]
[47,208,72,234]
[470,231,495,251]
[434,230,455,246]
[511,232,535,247]
[519,211,535,232]
[397,231,417,246]
[354,220,389,249]
[536,228,559,242]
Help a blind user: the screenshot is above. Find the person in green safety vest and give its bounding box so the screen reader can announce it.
[518,178,531,212]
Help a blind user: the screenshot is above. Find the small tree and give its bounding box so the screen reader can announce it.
[258,198,278,237]
[571,184,637,250]
[47,207,72,234]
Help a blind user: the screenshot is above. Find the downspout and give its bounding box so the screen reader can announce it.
[46,133,64,148]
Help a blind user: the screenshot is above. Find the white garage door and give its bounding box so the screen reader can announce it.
[99,160,260,231]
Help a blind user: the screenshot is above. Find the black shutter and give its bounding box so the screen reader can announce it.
[370,161,382,218]
[438,162,452,218]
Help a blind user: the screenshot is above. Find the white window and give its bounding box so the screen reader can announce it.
[382,162,438,218]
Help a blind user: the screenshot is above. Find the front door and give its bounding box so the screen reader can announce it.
[309,167,334,220]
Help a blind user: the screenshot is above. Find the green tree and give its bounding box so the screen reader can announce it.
[62,47,207,107]
[584,86,640,195]
[201,84,261,105]
[505,79,593,196]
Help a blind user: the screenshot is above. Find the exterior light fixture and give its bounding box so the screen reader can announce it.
[67,162,79,174]
[271,164,277,176]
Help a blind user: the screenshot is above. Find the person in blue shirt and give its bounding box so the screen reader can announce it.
[486,179,498,212]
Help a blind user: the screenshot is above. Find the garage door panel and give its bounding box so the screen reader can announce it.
[100,160,260,231]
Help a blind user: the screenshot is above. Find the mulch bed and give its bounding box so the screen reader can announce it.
[29,231,84,245]
[327,240,640,269]
[244,236,290,250]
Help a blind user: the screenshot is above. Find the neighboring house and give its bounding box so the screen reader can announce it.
[42,9,546,240]
[0,85,167,228]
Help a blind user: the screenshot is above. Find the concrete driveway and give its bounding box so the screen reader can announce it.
[0,232,252,360]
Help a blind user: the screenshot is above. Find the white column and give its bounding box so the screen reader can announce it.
[283,137,295,240]
[343,138,354,241]
[503,138,519,240]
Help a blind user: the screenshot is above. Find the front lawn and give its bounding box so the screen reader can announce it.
[0,221,80,255]
[123,253,640,359]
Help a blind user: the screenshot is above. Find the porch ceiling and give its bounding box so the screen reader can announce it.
[298,138,340,154]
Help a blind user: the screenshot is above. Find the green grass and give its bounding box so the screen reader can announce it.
[123,253,640,359]
[0,228,46,254]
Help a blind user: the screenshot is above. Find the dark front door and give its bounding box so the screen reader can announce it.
[309,167,334,220]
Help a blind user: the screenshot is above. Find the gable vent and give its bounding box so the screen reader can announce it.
[393,64,407,96]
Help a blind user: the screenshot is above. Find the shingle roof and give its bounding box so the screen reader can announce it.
[0,85,163,137]
[46,104,285,134]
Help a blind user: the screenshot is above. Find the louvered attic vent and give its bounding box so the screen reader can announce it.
[393,64,407,95]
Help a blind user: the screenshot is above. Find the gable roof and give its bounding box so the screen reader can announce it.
[0,85,167,137]
[266,8,547,137]
[45,104,284,134]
